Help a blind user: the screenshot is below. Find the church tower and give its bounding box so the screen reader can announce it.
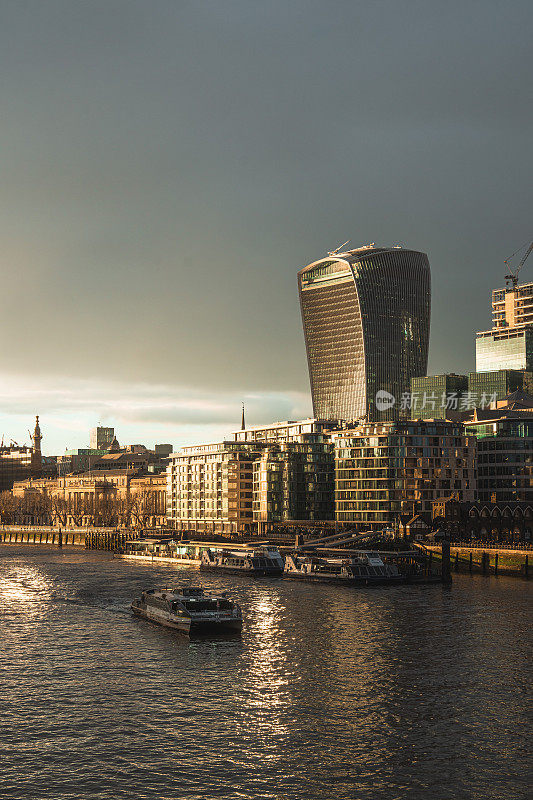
[31,415,43,475]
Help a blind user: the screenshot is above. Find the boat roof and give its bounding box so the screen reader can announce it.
[143,586,229,600]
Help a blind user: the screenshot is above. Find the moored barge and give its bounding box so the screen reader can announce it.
[200,546,284,576]
[284,551,405,585]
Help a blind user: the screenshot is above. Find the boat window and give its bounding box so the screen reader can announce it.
[184,599,223,612]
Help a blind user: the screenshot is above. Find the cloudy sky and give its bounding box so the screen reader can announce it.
[0,0,531,453]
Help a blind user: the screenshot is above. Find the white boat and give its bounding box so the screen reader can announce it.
[131,586,242,635]
[200,546,284,576]
[284,551,405,585]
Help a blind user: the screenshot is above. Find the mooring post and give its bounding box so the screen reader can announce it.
[525,554,529,578]
[441,540,451,584]
[482,552,487,574]
[469,552,473,572]
[454,551,459,572]
[58,527,63,548]
[494,552,499,576]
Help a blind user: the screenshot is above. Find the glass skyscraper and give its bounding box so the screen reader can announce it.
[298,245,431,422]
[476,328,533,372]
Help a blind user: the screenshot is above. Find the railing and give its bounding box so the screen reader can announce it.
[450,539,533,551]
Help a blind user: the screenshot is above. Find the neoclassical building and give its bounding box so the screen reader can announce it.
[10,470,167,528]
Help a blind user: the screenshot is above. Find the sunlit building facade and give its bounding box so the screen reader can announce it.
[298,245,431,423]
[332,420,476,530]
[476,281,533,372]
[167,442,260,535]
[410,374,468,419]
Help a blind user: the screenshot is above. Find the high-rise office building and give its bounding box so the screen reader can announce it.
[476,281,533,372]
[476,328,533,372]
[468,370,533,403]
[298,245,431,422]
[410,374,468,419]
[89,426,115,451]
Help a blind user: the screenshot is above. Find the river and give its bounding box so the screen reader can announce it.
[0,545,531,800]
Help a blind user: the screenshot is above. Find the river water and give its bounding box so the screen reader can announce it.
[0,545,531,800]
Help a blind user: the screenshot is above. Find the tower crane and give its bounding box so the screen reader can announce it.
[504,240,533,289]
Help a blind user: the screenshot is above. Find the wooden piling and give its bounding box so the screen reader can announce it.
[441,540,451,584]
[494,552,498,576]
[454,551,459,572]
[469,552,473,572]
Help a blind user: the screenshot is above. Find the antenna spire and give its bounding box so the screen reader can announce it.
[241,402,246,431]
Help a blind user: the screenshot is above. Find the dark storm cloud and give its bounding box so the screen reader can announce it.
[0,0,531,400]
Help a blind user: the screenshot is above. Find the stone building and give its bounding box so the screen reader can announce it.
[11,469,166,528]
[432,497,533,543]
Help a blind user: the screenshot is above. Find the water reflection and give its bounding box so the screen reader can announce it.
[0,564,52,609]
[0,547,531,800]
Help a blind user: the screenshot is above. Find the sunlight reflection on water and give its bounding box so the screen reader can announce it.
[0,546,531,800]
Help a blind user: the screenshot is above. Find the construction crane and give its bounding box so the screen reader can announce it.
[504,239,533,289]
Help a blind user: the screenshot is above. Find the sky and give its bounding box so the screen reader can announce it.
[0,0,531,454]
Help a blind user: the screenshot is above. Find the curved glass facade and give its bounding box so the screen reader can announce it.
[298,246,431,422]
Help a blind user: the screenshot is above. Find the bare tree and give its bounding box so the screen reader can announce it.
[0,491,18,524]
[51,494,68,527]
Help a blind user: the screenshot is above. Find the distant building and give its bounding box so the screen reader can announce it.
[0,416,43,492]
[475,327,533,372]
[90,450,167,474]
[298,244,431,422]
[468,369,533,404]
[58,448,109,476]
[89,426,115,451]
[12,470,166,528]
[476,281,533,372]
[41,455,59,479]
[154,444,173,456]
[491,281,533,331]
[332,419,476,530]
[410,374,468,419]
[464,391,533,503]
[0,445,36,492]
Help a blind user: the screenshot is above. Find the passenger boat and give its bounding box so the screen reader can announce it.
[200,546,284,576]
[131,586,243,634]
[283,551,405,585]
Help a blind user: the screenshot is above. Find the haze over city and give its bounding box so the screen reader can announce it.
[0,0,531,452]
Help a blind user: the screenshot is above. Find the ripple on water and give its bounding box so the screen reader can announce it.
[0,545,531,800]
